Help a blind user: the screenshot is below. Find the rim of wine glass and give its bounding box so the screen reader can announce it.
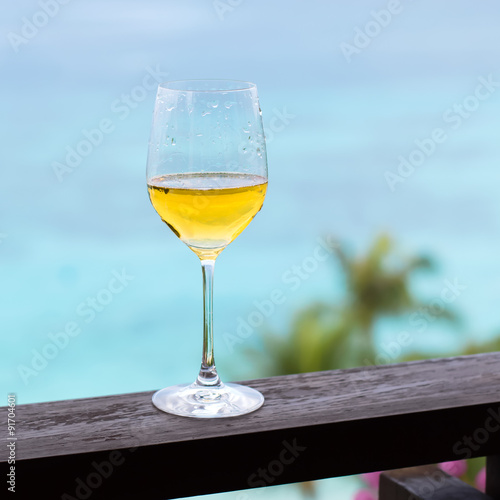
[158,79,257,92]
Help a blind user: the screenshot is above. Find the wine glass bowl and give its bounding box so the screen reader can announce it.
[147,172,267,260]
[146,80,268,417]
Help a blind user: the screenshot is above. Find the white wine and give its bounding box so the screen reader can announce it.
[148,172,267,259]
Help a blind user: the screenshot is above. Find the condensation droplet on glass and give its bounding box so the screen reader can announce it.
[224,101,234,109]
[207,100,218,108]
[167,105,175,111]
[187,104,194,114]
[196,133,203,137]
[202,111,210,117]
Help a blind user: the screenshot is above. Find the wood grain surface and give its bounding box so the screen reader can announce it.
[380,465,493,499]
[2,353,500,499]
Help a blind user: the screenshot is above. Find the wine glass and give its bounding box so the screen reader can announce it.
[146,80,268,418]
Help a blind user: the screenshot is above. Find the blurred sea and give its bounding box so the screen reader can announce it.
[2,2,500,497]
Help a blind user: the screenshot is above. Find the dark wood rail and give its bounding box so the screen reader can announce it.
[380,465,494,499]
[2,352,500,499]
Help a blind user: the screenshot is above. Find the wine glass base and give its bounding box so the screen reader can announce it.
[152,382,264,418]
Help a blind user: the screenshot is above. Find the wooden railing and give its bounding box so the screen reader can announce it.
[2,352,500,499]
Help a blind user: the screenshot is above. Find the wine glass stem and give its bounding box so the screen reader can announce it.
[197,259,221,387]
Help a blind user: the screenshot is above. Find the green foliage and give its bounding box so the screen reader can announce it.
[335,234,434,329]
[461,457,486,487]
[247,304,351,375]
[248,234,457,376]
[463,334,500,355]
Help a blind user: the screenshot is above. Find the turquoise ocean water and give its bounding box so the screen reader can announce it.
[2,1,500,498]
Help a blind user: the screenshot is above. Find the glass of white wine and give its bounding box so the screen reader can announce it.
[146,80,268,418]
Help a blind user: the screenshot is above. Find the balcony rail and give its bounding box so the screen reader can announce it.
[2,352,500,499]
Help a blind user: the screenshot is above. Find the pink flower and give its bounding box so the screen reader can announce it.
[354,489,377,500]
[439,460,467,477]
[361,471,382,489]
[475,467,486,492]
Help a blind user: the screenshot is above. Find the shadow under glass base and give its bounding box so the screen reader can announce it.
[152,382,264,418]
